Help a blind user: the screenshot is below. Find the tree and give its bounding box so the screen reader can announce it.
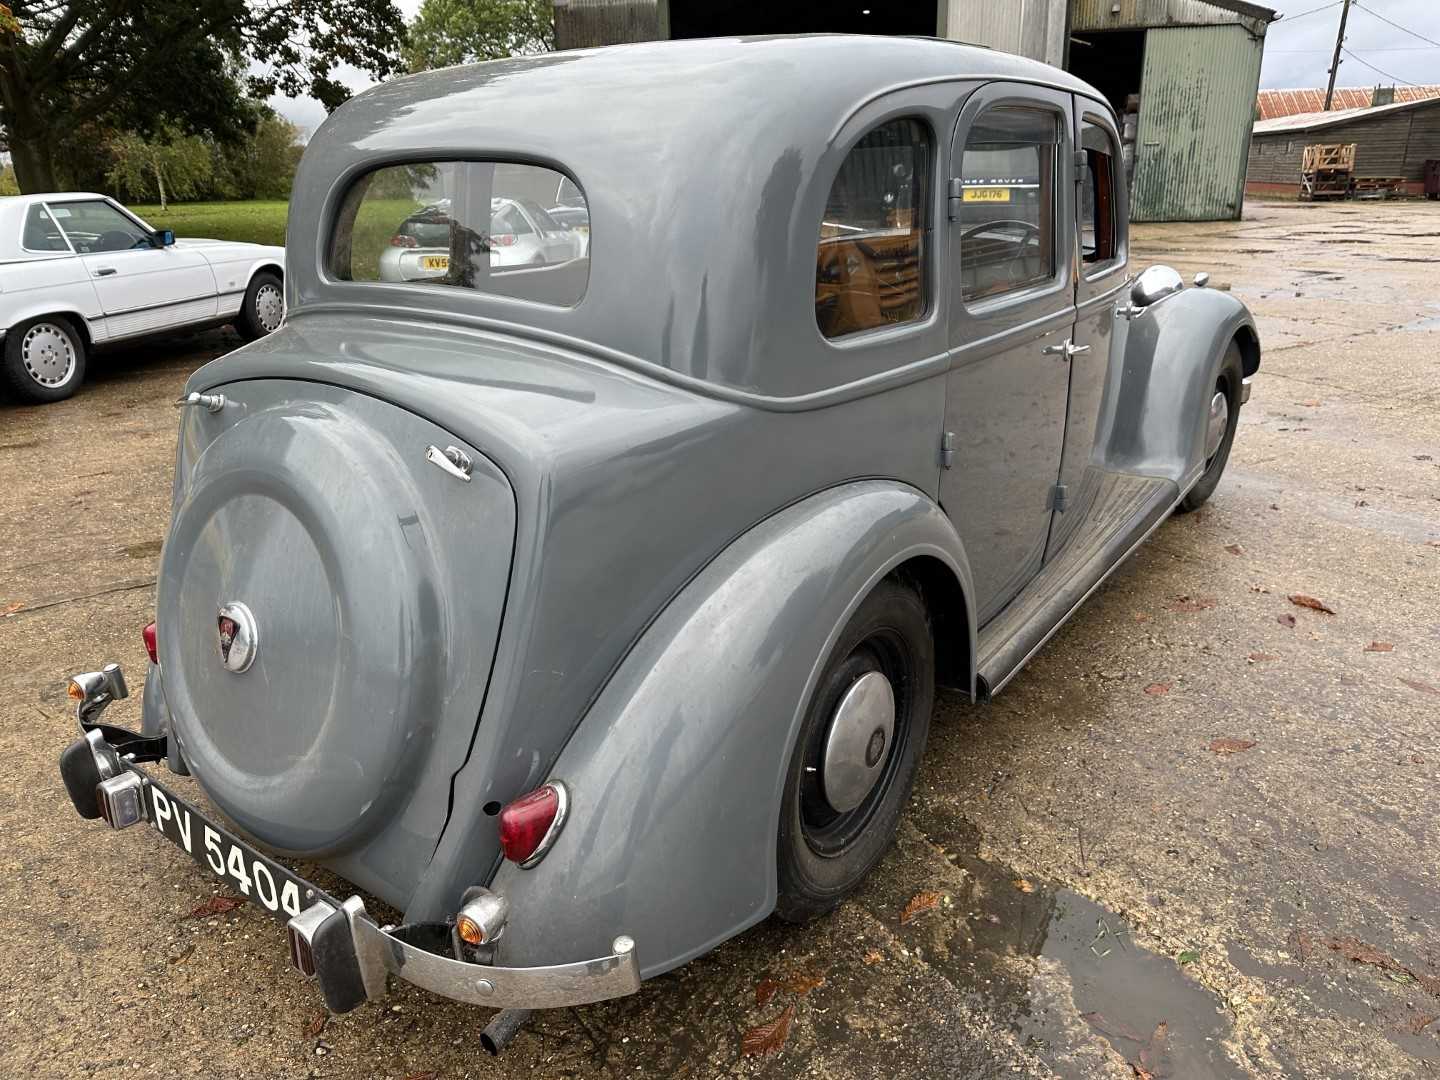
[106,124,213,208]
[216,113,304,199]
[0,0,404,193]
[404,0,552,73]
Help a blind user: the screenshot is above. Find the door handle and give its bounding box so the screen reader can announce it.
[1042,339,1091,360]
[425,444,473,483]
[93,267,117,277]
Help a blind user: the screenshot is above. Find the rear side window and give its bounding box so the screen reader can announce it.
[1080,119,1119,267]
[330,161,589,307]
[23,204,69,252]
[957,108,1059,303]
[816,118,930,340]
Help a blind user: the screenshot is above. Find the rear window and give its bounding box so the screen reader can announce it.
[329,161,589,307]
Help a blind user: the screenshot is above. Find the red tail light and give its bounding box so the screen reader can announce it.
[142,622,158,664]
[498,782,567,866]
[389,234,418,248]
[490,233,517,247]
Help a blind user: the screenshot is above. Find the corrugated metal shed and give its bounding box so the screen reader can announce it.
[1257,86,1440,120]
[1253,96,1440,135]
[938,0,1066,66]
[554,0,667,50]
[1130,24,1264,221]
[1071,0,1274,33]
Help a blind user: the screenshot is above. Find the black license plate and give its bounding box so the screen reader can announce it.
[141,773,332,924]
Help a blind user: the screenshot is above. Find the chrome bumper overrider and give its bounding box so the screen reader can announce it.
[59,663,641,1013]
[1241,375,1253,405]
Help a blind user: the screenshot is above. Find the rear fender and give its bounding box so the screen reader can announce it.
[489,481,974,978]
[1096,286,1259,489]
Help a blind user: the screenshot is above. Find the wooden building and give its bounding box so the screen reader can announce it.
[1247,97,1440,198]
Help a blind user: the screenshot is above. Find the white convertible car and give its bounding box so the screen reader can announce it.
[0,193,285,403]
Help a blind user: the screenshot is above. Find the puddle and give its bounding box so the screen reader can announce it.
[884,812,1245,1078]
[120,539,164,558]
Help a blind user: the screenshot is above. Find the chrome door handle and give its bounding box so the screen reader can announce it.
[425,444,473,482]
[93,267,117,277]
[1042,339,1091,360]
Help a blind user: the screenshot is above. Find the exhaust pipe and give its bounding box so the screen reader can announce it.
[480,1008,533,1055]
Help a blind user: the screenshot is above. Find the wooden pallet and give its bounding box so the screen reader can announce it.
[1301,143,1355,173]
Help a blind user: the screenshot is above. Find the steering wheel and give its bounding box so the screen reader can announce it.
[959,219,1041,245]
[95,230,139,252]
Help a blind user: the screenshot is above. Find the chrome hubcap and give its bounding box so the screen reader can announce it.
[255,283,284,333]
[21,322,76,387]
[821,671,895,813]
[1205,389,1229,462]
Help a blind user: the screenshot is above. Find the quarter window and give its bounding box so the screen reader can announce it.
[816,118,930,340]
[1080,120,1119,267]
[957,108,1059,303]
[23,204,69,252]
[330,161,590,307]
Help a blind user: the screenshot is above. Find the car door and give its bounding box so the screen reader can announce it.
[1046,106,1130,558]
[940,85,1077,627]
[49,199,218,339]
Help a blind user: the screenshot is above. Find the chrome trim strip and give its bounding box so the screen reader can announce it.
[351,914,640,1009]
[518,780,569,869]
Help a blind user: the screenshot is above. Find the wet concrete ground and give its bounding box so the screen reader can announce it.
[1,199,1437,1078]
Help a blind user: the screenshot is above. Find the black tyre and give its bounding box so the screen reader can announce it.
[234,271,284,341]
[0,316,87,404]
[775,577,935,923]
[1176,343,1244,514]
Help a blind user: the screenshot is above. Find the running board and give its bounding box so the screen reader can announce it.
[975,471,1177,700]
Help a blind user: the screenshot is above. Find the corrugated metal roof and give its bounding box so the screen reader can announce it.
[1071,0,1276,32]
[1253,95,1440,135]
[1256,86,1440,120]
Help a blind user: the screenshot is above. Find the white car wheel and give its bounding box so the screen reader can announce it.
[21,321,78,388]
[255,282,284,334]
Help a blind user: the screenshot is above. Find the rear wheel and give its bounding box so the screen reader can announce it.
[776,578,934,923]
[234,271,284,341]
[0,316,86,404]
[1176,343,1244,514]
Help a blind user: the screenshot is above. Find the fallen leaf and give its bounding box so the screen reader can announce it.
[1277,613,1297,628]
[755,979,781,1007]
[783,970,825,997]
[1209,738,1257,755]
[1364,641,1393,653]
[1297,399,1322,407]
[190,895,242,918]
[1413,753,1426,764]
[741,1004,795,1056]
[862,949,884,965]
[1,601,22,616]
[1400,678,1440,696]
[1177,950,1200,966]
[1012,878,1035,894]
[1224,544,1244,556]
[1080,1011,1147,1043]
[1139,1022,1170,1076]
[1409,1014,1438,1036]
[1144,682,1172,696]
[900,890,944,924]
[1288,594,1336,615]
[1247,652,1277,662]
[1324,937,1440,998]
[1132,1067,1156,1080]
[1289,929,1314,961]
[1168,594,1217,613]
[303,1014,327,1038]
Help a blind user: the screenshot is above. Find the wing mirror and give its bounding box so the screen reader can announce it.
[150,229,175,248]
[1130,265,1184,307]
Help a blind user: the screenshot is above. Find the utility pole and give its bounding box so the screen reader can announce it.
[1324,0,1353,111]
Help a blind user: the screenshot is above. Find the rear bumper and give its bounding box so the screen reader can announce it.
[58,666,640,1013]
[1240,374,1254,405]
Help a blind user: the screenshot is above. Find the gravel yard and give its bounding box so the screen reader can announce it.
[1,198,1437,1079]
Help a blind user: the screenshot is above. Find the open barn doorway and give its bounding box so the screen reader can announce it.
[669,0,937,39]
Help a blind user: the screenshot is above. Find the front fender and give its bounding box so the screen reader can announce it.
[1098,286,1259,489]
[490,481,974,979]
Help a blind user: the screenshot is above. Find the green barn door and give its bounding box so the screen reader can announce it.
[1131,24,1263,222]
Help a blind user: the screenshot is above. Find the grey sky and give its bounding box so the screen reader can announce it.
[268,0,1440,135]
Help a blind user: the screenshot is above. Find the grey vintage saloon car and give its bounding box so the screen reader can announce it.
[58,36,1258,1049]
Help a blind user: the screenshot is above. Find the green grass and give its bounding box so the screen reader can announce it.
[129,200,291,246]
